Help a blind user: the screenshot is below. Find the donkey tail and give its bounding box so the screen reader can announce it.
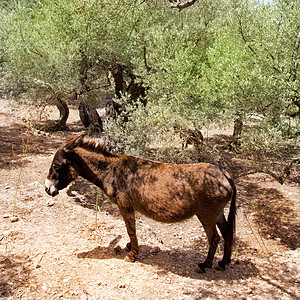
[217,175,237,270]
[227,179,237,236]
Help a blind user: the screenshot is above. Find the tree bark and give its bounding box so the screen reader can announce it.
[78,102,103,132]
[111,64,126,97]
[230,117,243,151]
[105,94,120,120]
[106,65,147,121]
[126,75,146,104]
[55,95,69,129]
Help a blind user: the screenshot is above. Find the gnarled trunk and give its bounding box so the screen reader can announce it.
[79,102,103,132]
[106,65,146,121]
[55,95,69,129]
[105,94,120,120]
[34,95,69,132]
[230,117,243,151]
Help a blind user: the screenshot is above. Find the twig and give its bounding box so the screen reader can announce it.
[197,141,235,175]
[243,212,271,256]
[13,130,29,217]
[95,188,100,229]
[143,45,151,72]
[169,0,198,11]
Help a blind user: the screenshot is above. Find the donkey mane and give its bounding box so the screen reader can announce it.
[80,137,116,157]
[65,134,115,158]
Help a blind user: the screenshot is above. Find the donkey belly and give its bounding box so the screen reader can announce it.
[129,183,200,223]
[134,197,197,223]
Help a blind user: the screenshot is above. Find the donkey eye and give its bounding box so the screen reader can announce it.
[52,173,58,180]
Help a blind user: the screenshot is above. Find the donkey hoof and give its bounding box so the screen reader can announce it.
[195,266,205,273]
[215,261,226,271]
[196,263,210,273]
[124,253,135,263]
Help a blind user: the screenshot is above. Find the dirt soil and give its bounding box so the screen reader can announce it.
[0,99,299,299]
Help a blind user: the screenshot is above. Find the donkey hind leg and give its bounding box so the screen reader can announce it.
[197,215,220,273]
[217,212,233,270]
[119,208,139,262]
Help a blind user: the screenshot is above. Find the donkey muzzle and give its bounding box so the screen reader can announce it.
[45,179,59,197]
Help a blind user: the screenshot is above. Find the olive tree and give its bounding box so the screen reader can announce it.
[1,0,298,172]
[229,0,299,131]
[0,0,149,130]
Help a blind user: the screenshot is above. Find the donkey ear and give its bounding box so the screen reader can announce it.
[64,132,85,152]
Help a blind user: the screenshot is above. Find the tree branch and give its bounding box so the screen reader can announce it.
[238,17,257,57]
[198,140,299,185]
[143,45,151,72]
[169,0,198,11]
[235,159,300,184]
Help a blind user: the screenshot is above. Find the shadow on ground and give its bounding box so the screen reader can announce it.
[0,254,31,298]
[77,236,259,281]
[0,122,62,170]
[238,180,299,250]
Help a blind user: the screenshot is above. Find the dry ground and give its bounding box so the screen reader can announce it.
[0,99,299,299]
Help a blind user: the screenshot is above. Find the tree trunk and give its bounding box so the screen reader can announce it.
[111,64,126,97]
[79,102,103,133]
[34,95,69,132]
[105,94,120,120]
[106,65,147,121]
[230,117,243,151]
[126,75,147,105]
[55,95,69,129]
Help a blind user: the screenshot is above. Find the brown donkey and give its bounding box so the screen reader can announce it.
[45,133,236,272]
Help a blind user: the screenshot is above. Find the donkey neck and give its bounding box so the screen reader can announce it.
[72,147,117,191]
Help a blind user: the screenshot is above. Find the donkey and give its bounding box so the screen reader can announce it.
[45,133,236,272]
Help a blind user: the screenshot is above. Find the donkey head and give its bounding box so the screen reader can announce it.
[45,133,85,196]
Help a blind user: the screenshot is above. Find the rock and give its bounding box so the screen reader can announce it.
[41,285,47,291]
[66,183,75,196]
[47,199,55,207]
[3,230,10,236]
[29,181,42,188]
[3,214,10,219]
[10,216,19,223]
[150,246,161,253]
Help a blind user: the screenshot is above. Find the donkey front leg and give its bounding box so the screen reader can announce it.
[119,207,139,262]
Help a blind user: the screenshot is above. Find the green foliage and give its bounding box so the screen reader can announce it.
[105,96,151,155]
[0,0,298,162]
[240,121,293,161]
[227,0,300,122]
[137,1,223,129]
[1,0,143,102]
